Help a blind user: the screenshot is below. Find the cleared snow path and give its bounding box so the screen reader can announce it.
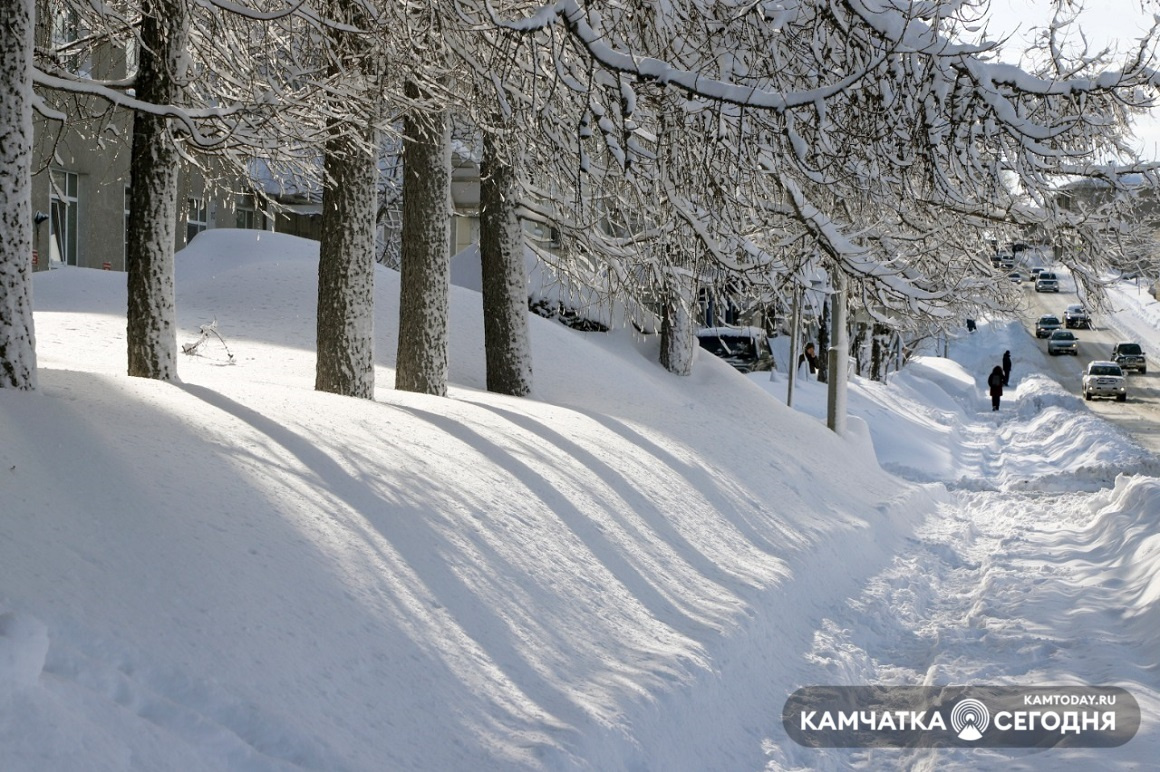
[767,483,1160,770]
[761,320,1160,770]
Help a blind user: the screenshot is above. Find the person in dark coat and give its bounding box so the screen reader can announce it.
[1002,350,1012,386]
[988,365,1005,411]
[798,342,819,376]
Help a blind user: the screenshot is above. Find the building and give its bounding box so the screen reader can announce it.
[29,7,548,277]
[1053,175,1160,280]
[30,5,269,273]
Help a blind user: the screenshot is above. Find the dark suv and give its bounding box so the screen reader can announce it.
[1063,304,1090,329]
[1111,342,1147,374]
[696,327,775,373]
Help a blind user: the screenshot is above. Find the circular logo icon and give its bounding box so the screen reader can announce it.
[950,698,990,741]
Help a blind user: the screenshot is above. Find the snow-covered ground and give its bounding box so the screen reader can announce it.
[2,230,1158,770]
[760,318,1160,770]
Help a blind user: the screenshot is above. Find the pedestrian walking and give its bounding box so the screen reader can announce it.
[1002,350,1012,386]
[988,365,1005,411]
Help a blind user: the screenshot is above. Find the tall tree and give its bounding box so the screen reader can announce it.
[491,0,1160,318]
[315,2,379,399]
[658,263,697,376]
[816,293,830,385]
[125,0,189,380]
[395,78,451,396]
[315,127,377,397]
[0,0,37,390]
[479,126,533,396]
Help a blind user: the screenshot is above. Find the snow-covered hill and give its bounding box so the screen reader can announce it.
[4,231,930,770]
[3,230,1158,770]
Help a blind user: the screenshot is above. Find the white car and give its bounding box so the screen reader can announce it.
[1082,361,1127,402]
[1035,272,1060,292]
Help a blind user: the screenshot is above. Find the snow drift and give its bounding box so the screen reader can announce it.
[4,230,934,771]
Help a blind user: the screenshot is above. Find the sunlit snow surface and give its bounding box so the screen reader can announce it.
[2,230,1158,770]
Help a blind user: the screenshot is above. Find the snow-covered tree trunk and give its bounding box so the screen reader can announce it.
[816,294,830,384]
[315,128,377,398]
[870,322,889,381]
[479,131,532,397]
[125,0,188,381]
[0,0,37,390]
[395,81,450,396]
[852,322,868,376]
[659,268,696,376]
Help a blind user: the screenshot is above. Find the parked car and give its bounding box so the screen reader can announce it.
[1063,304,1091,329]
[1082,360,1127,401]
[696,327,775,373]
[1035,272,1060,292]
[1047,329,1079,356]
[1110,342,1147,374]
[1035,315,1063,338]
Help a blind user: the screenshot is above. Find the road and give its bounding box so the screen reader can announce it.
[1021,271,1160,454]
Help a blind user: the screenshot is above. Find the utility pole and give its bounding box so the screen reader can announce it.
[827,272,848,435]
[786,283,802,407]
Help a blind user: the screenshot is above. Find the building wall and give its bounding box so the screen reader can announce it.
[30,114,261,272]
[31,101,133,271]
[29,3,269,272]
[29,29,523,276]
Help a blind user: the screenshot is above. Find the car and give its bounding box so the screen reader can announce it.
[1029,266,1045,279]
[696,327,775,373]
[1047,329,1079,356]
[1110,342,1147,374]
[1035,315,1062,338]
[1082,360,1127,401]
[1007,271,1024,284]
[1035,272,1060,292]
[1063,304,1090,329]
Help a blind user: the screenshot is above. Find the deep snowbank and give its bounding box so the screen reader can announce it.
[1071,474,1160,645]
[3,231,934,771]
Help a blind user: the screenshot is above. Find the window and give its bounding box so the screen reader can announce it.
[51,8,89,76]
[527,221,561,248]
[451,214,479,256]
[49,170,79,266]
[235,194,263,230]
[187,198,208,244]
[122,38,138,80]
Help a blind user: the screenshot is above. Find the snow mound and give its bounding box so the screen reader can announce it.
[17,230,930,771]
[1077,476,1160,642]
